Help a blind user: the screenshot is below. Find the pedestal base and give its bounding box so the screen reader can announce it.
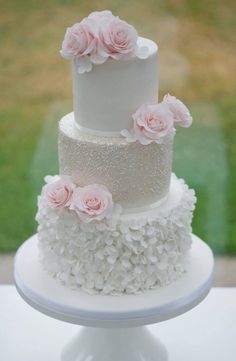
[62,327,168,361]
[14,234,214,360]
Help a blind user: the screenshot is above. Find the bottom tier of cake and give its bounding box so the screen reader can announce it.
[36,174,196,295]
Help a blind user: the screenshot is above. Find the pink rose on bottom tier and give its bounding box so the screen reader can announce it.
[44,175,75,208]
[70,184,114,222]
[121,102,175,145]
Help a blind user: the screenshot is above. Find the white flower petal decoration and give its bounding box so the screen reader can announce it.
[120,128,136,143]
[75,55,93,74]
[90,52,107,65]
[37,175,196,295]
[44,175,60,184]
[135,45,149,59]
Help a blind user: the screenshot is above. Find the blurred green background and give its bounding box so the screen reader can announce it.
[0,0,236,253]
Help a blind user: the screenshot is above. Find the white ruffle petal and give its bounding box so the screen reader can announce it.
[135,45,149,59]
[75,56,93,74]
[90,52,107,65]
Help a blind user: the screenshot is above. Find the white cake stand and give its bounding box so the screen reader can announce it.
[14,234,213,361]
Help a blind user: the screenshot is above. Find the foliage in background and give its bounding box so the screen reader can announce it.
[0,0,236,253]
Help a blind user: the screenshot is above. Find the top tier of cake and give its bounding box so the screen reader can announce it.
[72,37,158,134]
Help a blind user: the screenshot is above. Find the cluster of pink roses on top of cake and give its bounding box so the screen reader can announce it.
[121,94,193,145]
[60,10,148,74]
[43,175,114,223]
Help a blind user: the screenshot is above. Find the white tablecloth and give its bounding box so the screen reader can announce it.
[0,286,235,361]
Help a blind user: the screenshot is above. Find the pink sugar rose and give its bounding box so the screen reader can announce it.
[60,20,97,60]
[70,184,114,222]
[121,102,175,145]
[44,175,75,209]
[60,11,148,71]
[97,17,138,60]
[163,94,193,128]
[88,10,115,24]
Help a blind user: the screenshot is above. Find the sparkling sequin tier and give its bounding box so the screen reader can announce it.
[58,113,173,208]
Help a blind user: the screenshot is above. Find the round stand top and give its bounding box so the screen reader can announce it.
[14,234,213,328]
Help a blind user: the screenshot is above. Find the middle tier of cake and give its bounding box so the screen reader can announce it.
[59,113,173,208]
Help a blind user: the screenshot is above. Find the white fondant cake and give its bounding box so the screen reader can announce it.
[36,10,195,295]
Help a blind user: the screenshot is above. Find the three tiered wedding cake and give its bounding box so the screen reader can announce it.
[36,11,196,295]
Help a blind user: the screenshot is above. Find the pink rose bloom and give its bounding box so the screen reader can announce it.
[60,20,97,60]
[163,94,193,128]
[121,102,175,145]
[70,184,113,222]
[97,17,138,60]
[88,10,115,24]
[44,175,75,209]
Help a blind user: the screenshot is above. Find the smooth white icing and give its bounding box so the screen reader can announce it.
[72,37,158,132]
[36,174,196,295]
[59,113,172,208]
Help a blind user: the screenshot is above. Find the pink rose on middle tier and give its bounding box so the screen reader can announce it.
[121,102,175,145]
[163,94,193,128]
[70,184,114,222]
